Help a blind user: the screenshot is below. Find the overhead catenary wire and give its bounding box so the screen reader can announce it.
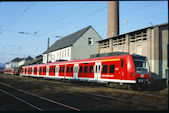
[41,6,107,37]
[40,2,90,34]
[1,2,36,34]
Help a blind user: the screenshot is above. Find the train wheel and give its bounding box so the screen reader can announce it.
[122,84,128,89]
[108,82,115,88]
[127,84,132,89]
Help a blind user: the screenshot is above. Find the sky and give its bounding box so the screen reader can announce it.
[0,1,168,64]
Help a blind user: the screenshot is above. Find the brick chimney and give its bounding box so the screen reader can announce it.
[107,1,119,38]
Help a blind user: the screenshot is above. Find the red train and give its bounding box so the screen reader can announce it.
[3,68,15,75]
[21,54,151,88]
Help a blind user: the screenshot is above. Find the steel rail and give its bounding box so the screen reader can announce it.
[0,89,43,111]
[0,82,80,111]
[31,82,167,109]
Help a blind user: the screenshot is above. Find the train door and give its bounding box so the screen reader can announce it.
[49,65,56,77]
[56,65,59,77]
[120,59,125,81]
[66,64,74,77]
[95,62,101,81]
[74,63,79,79]
[58,65,65,77]
[101,59,121,80]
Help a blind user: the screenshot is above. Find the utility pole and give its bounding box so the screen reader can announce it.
[123,19,128,33]
[47,37,50,63]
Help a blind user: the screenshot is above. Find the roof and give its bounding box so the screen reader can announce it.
[10,56,33,63]
[25,56,34,60]
[43,25,92,54]
[98,22,168,42]
[23,54,131,68]
[35,55,42,59]
[11,57,23,62]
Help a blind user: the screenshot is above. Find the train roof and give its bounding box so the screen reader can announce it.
[22,53,132,68]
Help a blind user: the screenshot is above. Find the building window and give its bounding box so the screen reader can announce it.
[65,50,66,58]
[88,38,93,45]
[62,50,64,58]
[60,51,61,59]
[67,49,69,57]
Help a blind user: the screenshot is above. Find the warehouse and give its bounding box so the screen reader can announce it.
[97,23,168,80]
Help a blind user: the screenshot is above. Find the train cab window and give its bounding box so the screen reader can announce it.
[79,66,83,73]
[109,65,115,73]
[102,65,107,73]
[62,67,64,73]
[121,60,123,67]
[84,66,88,73]
[89,66,94,73]
[67,67,69,73]
[70,67,73,73]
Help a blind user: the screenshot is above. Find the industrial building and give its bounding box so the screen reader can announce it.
[97,23,168,80]
[95,1,168,80]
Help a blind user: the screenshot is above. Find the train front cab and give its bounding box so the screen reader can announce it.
[129,55,151,85]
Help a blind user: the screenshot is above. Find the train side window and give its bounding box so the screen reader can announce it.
[98,65,100,73]
[95,65,97,73]
[70,67,73,73]
[62,67,64,73]
[54,67,56,73]
[102,65,107,73]
[43,67,46,73]
[109,65,115,73]
[59,67,61,73]
[84,66,88,73]
[121,60,123,67]
[79,66,83,73]
[89,66,93,73]
[67,67,69,73]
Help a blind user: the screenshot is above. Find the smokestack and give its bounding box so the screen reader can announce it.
[107,1,119,38]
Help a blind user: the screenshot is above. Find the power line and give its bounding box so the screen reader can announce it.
[41,6,107,37]
[128,16,167,31]
[42,2,89,31]
[1,2,35,34]
[120,2,154,20]
[36,2,90,37]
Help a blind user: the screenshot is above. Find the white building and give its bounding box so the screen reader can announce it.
[43,25,102,63]
[5,56,34,69]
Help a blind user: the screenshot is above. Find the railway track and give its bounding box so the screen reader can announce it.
[0,74,168,110]
[24,76,168,99]
[28,81,168,110]
[0,82,80,111]
[1,74,167,99]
